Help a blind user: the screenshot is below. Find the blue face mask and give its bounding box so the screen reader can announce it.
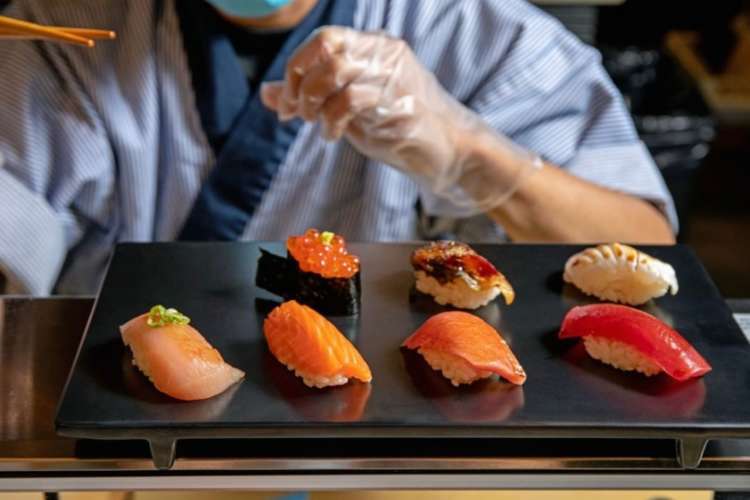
[205,0,293,19]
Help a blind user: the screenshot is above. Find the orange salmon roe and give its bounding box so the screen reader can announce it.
[287,228,360,279]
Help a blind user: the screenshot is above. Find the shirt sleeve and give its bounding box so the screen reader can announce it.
[0,1,115,294]
[463,1,677,231]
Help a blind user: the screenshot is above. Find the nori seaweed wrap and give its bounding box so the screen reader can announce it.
[255,229,361,316]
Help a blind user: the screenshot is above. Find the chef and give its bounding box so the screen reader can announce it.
[0,0,675,295]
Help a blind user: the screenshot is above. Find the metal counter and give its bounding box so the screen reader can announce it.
[1,297,750,491]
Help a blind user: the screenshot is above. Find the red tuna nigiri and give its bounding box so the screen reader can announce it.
[402,312,526,386]
[559,303,711,381]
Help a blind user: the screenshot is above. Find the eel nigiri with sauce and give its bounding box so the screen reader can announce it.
[411,241,514,310]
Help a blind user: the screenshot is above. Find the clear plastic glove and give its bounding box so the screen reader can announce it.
[261,26,543,216]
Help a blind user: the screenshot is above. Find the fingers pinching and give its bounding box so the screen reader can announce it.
[297,56,369,121]
[260,82,284,112]
[282,26,351,107]
[296,62,339,121]
[320,83,381,140]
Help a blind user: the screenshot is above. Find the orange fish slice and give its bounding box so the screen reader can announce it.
[263,300,372,388]
[402,311,526,386]
[120,313,244,401]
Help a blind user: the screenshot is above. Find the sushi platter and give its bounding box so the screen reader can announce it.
[56,239,750,470]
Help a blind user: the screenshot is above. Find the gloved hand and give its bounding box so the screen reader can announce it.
[261,26,543,216]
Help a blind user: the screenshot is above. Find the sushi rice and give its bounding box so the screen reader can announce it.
[284,361,350,389]
[582,335,661,376]
[415,271,500,310]
[418,347,495,386]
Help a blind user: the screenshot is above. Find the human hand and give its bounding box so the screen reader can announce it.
[261,26,542,215]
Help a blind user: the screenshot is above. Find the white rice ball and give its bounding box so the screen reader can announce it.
[583,336,661,376]
[282,361,349,389]
[419,347,493,386]
[415,271,500,310]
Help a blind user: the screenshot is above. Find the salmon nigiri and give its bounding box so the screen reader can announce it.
[120,305,244,401]
[263,300,372,388]
[402,312,526,386]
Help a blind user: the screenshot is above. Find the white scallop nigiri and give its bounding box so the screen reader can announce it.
[563,243,678,306]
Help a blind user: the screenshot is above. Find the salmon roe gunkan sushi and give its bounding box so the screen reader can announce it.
[287,228,359,279]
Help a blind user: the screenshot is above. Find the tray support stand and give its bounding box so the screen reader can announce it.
[677,437,708,469]
[149,438,177,470]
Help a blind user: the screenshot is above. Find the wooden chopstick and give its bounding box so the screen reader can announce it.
[0,15,95,47]
[46,27,116,40]
[0,31,91,43]
[0,27,116,40]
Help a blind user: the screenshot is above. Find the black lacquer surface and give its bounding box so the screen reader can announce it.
[56,243,750,464]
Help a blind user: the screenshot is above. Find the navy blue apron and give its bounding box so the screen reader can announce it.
[177,0,355,241]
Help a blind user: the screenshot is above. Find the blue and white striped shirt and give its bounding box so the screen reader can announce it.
[0,0,676,295]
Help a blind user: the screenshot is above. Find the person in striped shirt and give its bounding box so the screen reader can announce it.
[0,0,676,295]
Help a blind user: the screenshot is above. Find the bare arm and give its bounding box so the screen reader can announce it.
[490,163,675,244]
[457,130,676,244]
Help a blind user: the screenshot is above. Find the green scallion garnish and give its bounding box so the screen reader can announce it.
[146,305,190,327]
[319,231,335,245]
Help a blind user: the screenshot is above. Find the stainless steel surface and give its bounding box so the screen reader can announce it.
[1,297,750,491]
[3,473,750,492]
[729,297,750,341]
[735,314,750,341]
[0,297,90,462]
